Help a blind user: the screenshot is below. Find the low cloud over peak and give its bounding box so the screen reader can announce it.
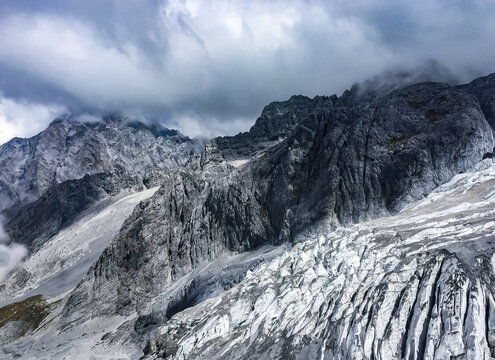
[0,0,494,143]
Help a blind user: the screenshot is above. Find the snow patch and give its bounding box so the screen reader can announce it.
[227,159,249,168]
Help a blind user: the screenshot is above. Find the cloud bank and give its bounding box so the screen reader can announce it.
[0,0,494,141]
[0,218,27,283]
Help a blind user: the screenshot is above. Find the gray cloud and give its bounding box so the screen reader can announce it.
[0,0,494,141]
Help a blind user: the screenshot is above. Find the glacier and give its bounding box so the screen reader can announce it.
[145,159,495,360]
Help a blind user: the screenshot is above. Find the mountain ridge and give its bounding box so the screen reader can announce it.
[2,73,495,359]
[0,114,204,216]
[59,75,495,352]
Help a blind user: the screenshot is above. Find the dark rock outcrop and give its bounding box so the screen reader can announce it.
[460,73,495,128]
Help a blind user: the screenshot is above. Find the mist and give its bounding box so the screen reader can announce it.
[0,218,27,283]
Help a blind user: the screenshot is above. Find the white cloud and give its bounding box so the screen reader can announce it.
[0,96,67,144]
[170,111,251,138]
[0,217,27,283]
[0,15,162,109]
[0,1,398,140]
[74,113,103,124]
[0,243,27,283]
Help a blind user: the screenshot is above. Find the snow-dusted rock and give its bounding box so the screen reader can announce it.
[0,186,159,307]
[146,159,495,360]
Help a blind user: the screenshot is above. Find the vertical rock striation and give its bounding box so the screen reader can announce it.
[146,160,495,360]
[0,115,203,215]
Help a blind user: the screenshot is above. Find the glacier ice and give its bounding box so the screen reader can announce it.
[145,160,495,359]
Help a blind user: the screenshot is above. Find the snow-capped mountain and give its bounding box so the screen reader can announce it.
[0,115,205,253]
[1,74,495,359]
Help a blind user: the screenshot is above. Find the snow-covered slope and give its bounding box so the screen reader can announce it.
[145,159,495,360]
[0,187,158,307]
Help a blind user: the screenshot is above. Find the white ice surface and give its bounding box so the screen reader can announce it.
[227,159,249,168]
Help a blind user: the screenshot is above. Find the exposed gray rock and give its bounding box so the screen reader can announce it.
[0,115,205,254]
[4,173,137,251]
[0,115,204,215]
[459,73,495,129]
[61,78,494,349]
[3,74,495,360]
[0,186,160,308]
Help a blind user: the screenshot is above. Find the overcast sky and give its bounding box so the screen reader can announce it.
[0,0,494,143]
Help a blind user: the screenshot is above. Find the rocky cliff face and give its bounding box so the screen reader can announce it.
[4,173,133,251]
[0,186,160,309]
[0,115,203,215]
[61,78,494,348]
[461,73,495,129]
[0,115,204,253]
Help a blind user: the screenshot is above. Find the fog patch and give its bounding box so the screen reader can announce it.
[170,111,251,139]
[356,61,461,97]
[0,217,27,283]
[74,112,103,124]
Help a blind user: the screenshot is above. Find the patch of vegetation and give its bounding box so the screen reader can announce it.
[0,295,50,337]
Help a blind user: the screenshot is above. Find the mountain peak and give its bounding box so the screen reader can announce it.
[0,114,205,214]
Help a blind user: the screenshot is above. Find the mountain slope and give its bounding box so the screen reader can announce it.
[4,173,132,251]
[0,115,203,215]
[145,159,495,360]
[461,73,495,128]
[2,74,495,359]
[0,186,159,307]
